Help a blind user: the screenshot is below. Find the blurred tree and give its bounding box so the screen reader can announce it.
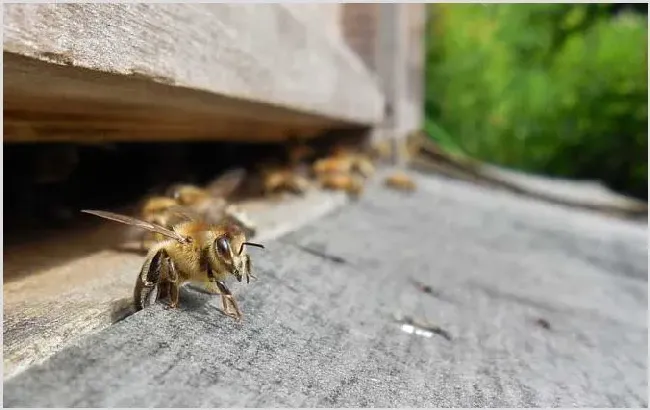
[424,4,648,199]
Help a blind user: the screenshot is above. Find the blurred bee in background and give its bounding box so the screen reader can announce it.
[140,196,182,227]
[164,168,245,219]
[330,144,376,179]
[384,171,417,192]
[81,209,265,321]
[259,163,312,197]
[243,137,316,198]
[137,168,256,251]
[312,148,375,179]
[312,143,376,198]
[317,173,365,198]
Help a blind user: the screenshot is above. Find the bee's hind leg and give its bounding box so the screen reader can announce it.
[135,247,181,311]
[134,248,168,310]
[245,254,257,282]
[167,258,180,309]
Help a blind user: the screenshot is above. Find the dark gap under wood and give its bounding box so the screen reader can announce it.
[3,129,372,283]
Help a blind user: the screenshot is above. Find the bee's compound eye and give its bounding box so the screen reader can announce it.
[215,237,231,257]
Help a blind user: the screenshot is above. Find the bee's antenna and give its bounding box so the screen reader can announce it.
[239,242,265,255]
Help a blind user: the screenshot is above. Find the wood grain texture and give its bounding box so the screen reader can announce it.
[3,4,384,142]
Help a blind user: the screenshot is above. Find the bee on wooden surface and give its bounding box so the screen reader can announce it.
[330,145,376,179]
[81,209,265,321]
[260,163,312,196]
[136,197,195,250]
[311,145,376,198]
[317,173,364,198]
[164,167,246,220]
[312,151,375,180]
[384,171,417,192]
[311,147,375,198]
[138,168,256,250]
[312,156,352,176]
[140,196,184,227]
[254,138,316,197]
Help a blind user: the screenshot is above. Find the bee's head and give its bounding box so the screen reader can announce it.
[209,226,264,283]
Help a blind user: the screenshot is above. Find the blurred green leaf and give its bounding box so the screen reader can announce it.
[424,4,648,199]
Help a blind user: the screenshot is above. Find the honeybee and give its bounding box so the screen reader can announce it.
[317,173,364,198]
[384,171,417,192]
[312,156,351,175]
[140,196,188,228]
[252,138,315,197]
[330,145,376,179]
[81,209,264,321]
[259,163,312,196]
[135,200,203,251]
[313,146,375,180]
[138,168,256,250]
[165,168,247,221]
[311,145,375,198]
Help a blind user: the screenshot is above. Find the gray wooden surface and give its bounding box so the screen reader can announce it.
[3,190,348,380]
[4,171,647,407]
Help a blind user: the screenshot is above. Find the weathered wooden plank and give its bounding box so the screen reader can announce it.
[3,189,350,380]
[3,4,384,142]
[4,171,648,407]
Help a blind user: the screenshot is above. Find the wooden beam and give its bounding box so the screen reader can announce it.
[4,52,365,143]
[3,4,384,143]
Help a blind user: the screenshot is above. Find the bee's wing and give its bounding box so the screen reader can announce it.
[81,209,191,244]
[205,167,247,198]
[164,205,206,222]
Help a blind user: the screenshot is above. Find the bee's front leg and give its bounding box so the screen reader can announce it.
[217,281,242,321]
[205,280,242,321]
[244,254,257,282]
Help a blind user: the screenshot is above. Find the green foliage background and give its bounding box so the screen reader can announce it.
[424,4,648,200]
